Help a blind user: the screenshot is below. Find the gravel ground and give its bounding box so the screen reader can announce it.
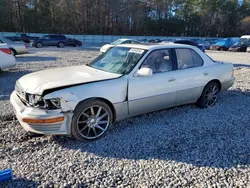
[1,48,250,187]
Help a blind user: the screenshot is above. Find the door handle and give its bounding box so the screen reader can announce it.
[168,78,176,82]
[203,72,209,76]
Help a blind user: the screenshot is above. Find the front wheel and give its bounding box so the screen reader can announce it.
[196,82,220,108]
[71,100,113,141]
[58,42,64,48]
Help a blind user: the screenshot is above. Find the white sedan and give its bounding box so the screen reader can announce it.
[11,44,235,140]
[0,44,16,70]
[100,39,141,53]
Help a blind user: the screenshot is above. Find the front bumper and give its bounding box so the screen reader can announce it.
[10,92,72,135]
[228,48,237,52]
[16,48,29,55]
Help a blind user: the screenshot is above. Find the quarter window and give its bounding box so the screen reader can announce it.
[141,49,172,73]
[176,49,203,69]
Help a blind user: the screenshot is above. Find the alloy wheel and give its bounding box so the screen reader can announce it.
[204,84,219,107]
[76,105,110,139]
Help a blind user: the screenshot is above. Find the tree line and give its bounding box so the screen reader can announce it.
[1,0,250,37]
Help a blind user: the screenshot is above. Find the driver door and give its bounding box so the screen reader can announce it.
[128,49,177,116]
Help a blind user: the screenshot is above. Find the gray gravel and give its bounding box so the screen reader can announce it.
[1,48,250,187]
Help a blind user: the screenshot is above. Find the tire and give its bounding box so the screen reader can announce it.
[58,42,64,48]
[71,99,113,141]
[10,48,16,56]
[75,43,79,47]
[196,82,220,108]
[36,42,43,48]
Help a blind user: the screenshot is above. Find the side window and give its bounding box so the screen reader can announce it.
[176,49,203,69]
[141,49,172,73]
[131,40,139,44]
[191,50,203,66]
[123,40,131,44]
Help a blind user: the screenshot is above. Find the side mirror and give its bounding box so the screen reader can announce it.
[136,67,153,77]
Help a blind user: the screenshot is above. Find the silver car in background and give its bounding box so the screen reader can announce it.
[0,36,29,56]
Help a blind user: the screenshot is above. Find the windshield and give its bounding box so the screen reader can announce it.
[233,38,248,46]
[111,39,126,45]
[89,47,146,75]
[0,37,14,44]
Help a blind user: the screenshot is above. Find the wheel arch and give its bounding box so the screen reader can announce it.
[74,97,117,123]
[10,48,17,55]
[205,79,222,91]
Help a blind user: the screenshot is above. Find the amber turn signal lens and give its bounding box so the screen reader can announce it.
[22,117,64,124]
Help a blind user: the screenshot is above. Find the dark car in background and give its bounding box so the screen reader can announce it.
[210,38,239,51]
[66,38,82,47]
[174,40,205,52]
[190,39,211,50]
[6,33,39,43]
[149,39,162,43]
[228,38,250,52]
[32,35,67,48]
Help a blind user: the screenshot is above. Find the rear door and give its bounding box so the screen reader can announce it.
[174,48,210,105]
[42,35,52,46]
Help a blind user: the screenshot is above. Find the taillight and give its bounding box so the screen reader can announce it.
[0,48,11,55]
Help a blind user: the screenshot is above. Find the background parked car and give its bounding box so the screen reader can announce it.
[66,38,82,47]
[228,38,250,52]
[191,39,211,50]
[174,40,205,52]
[6,33,39,43]
[0,36,29,56]
[32,35,67,48]
[100,39,141,53]
[204,39,219,45]
[210,37,239,51]
[148,39,162,43]
[0,43,16,70]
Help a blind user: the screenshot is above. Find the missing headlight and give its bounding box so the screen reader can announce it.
[27,95,61,110]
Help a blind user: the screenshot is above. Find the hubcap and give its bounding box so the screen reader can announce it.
[204,84,219,107]
[76,105,110,139]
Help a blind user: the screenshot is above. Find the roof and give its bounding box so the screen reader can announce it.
[115,38,138,41]
[116,43,197,50]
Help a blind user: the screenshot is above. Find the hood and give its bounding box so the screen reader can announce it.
[17,65,121,95]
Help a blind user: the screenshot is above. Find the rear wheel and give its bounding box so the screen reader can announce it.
[71,100,113,141]
[196,82,220,108]
[36,42,43,48]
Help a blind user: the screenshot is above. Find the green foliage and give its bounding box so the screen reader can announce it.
[0,0,250,37]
